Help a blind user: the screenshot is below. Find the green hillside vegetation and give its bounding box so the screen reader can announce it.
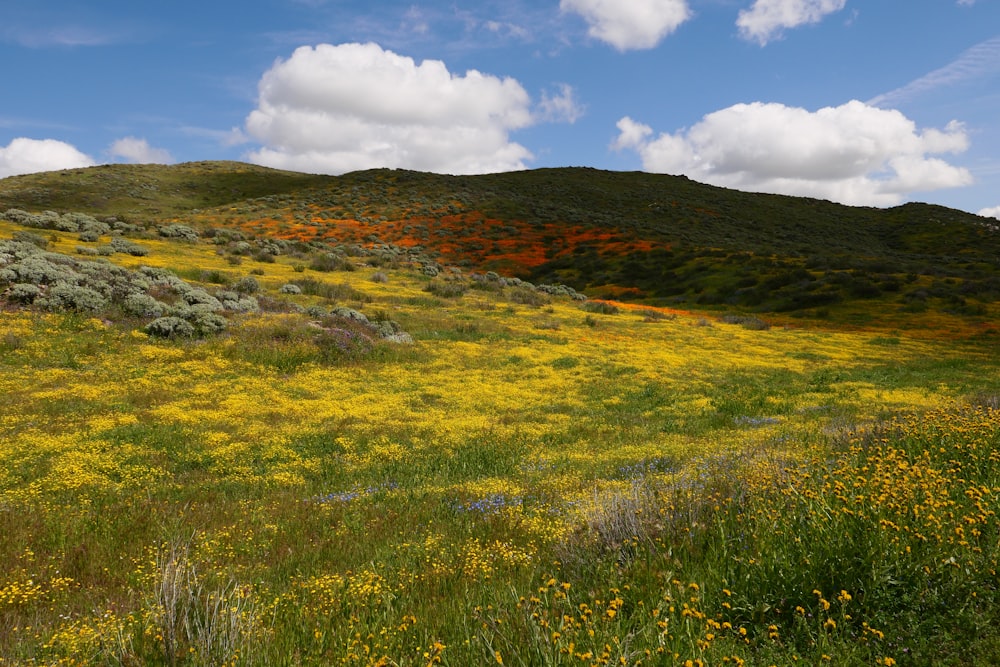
[2,162,998,333]
[2,165,1000,665]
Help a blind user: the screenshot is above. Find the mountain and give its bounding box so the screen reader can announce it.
[2,161,998,329]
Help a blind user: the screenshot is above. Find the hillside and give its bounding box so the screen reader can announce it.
[4,164,1000,664]
[2,161,998,331]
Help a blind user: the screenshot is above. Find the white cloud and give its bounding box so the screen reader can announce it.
[0,137,95,178]
[979,206,1000,219]
[245,42,537,175]
[869,35,1000,108]
[484,20,531,40]
[737,0,846,46]
[539,84,585,124]
[560,0,691,50]
[613,100,973,206]
[108,137,173,164]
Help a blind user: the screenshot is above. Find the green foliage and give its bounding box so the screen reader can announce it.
[308,252,355,272]
[719,313,771,330]
[580,300,620,315]
[424,278,468,298]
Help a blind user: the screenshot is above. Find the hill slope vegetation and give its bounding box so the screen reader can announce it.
[2,161,998,331]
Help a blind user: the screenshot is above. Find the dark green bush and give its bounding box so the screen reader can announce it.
[580,300,620,315]
[425,279,468,298]
[309,252,355,272]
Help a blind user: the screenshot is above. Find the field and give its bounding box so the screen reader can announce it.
[2,194,1000,666]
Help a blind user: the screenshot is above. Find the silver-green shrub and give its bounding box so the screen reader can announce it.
[7,283,41,304]
[233,276,260,294]
[110,237,149,256]
[145,316,196,338]
[40,284,108,312]
[158,224,199,241]
[122,293,167,318]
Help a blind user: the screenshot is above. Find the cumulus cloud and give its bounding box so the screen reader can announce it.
[245,42,537,175]
[737,0,846,45]
[108,137,173,164]
[560,0,691,50]
[0,137,95,178]
[613,100,973,206]
[979,206,1000,219]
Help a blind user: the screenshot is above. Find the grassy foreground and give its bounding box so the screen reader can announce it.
[2,220,1000,666]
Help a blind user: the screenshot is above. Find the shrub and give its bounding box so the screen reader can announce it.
[40,284,108,312]
[279,283,302,295]
[158,224,200,241]
[370,271,389,284]
[65,212,110,235]
[122,293,167,318]
[217,291,259,313]
[719,313,771,330]
[185,306,228,335]
[330,306,369,324]
[507,286,550,307]
[580,300,620,315]
[309,252,355,272]
[7,283,41,304]
[78,230,101,243]
[636,308,676,322]
[291,278,368,302]
[425,279,468,298]
[110,237,149,257]
[145,316,196,338]
[181,289,224,311]
[538,284,587,300]
[10,254,81,285]
[12,230,49,248]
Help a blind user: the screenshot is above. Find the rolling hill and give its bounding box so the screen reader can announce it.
[2,161,998,331]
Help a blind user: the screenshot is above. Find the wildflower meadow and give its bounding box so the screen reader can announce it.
[2,212,1000,666]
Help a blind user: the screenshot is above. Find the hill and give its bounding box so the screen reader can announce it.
[2,161,998,331]
[4,164,1000,664]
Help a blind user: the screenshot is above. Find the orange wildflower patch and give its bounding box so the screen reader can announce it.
[187,207,670,277]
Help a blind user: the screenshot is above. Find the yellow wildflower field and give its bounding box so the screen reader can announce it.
[1,220,999,665]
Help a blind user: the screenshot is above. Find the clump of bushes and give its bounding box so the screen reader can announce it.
[233,276,260,294]
[580,300,620,315]
[109,237,149,256]
[309,252,355,272]
[719,313,771,330]
[2,208,116,235]
[425,279,468,298]
[11,230,49,248]
[506,285,550,307]
[0,236,254,338]
[636,308,676,322]
[157,224,199,241]
[144,316,196,339]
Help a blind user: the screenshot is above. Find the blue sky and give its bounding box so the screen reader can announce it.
[2,0,999,217]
